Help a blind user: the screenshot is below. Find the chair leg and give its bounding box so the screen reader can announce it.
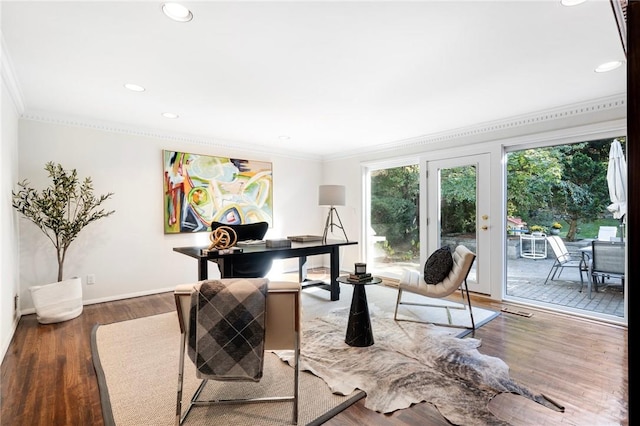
[544,264,558,284]
[393,288,403,320]
[394,285,474,330]
[176,332,187,426]
[460,279,476,331]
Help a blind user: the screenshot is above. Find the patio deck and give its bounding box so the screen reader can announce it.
[506,255,624,318]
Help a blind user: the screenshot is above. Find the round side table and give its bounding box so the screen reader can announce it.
[336,276,382,347]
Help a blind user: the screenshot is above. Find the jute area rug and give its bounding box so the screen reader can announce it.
[92,312,364,426]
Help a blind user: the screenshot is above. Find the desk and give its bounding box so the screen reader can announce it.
[337,276,382,347]
[173,240,357,301]
[520,233,547,259]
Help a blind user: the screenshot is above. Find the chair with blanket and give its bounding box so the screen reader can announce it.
[210,221,272,278]
[174,278,301,425]
[394,245,476,331]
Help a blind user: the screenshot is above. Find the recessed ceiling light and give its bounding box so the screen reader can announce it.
[595,61,624,73]
[279,135,291,141]
[162,112,179,119]
[124,83,145,92]
[560,0,586,6]
[162,3,193,22]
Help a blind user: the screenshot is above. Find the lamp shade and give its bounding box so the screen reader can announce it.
[318,185,345,206]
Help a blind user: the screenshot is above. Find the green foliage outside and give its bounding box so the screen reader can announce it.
[508,137,624,241]
[370,137,625,263]
[370,165,419,261]
[12,162,115,281]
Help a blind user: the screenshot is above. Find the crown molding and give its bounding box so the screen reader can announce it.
[18,94,626,164]
[323,94,627,161]
[19,111,322,162]
[1,36,25,114]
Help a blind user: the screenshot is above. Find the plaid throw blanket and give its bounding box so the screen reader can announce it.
[188,278,268,381]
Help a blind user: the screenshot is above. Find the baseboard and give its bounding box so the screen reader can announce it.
[19,286,177,316]
[1,315,20,363]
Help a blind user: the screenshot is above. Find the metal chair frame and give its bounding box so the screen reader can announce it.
[588,240,625,299]
[174,281,300,425]
[394,246,477,332]
[544,236,587,288]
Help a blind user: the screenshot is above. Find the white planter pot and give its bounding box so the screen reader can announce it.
[29,277,83,324]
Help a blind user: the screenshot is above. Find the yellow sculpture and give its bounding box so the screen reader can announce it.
[208,226,237,250]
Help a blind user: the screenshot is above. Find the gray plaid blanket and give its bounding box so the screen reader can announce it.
[188,278,268,381]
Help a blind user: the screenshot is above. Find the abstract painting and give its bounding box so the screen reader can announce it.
[163,150,273,233]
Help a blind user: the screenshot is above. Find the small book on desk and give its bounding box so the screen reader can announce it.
[236,239,266,246]
[266,238,292,248]
[287,235,324,242]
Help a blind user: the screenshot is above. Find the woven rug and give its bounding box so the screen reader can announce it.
[91,312,365,426]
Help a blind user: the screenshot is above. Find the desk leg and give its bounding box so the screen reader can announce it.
[329,247,340,301]
[298,256,308,283]
[198,259,208,281]
[345,285,373,347]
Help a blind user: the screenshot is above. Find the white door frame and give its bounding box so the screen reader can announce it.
[425,154,491,294]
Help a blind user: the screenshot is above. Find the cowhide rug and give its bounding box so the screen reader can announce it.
[275,305,563,426]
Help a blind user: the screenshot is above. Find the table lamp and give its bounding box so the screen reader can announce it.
[319,185,348,243]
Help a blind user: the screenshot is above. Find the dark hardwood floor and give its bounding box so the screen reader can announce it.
[1,288,628,425]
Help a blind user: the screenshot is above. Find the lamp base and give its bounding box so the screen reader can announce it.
[323,207,348,243]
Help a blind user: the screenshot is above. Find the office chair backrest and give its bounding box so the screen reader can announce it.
[591,241,625,275]
[211,221,268,241]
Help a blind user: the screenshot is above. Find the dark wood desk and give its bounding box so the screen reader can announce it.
[173,240,358,301]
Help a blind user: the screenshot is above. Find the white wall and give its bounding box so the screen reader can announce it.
[1,53,21,359]
[15,119,338,311]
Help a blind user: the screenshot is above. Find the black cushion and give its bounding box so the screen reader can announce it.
[423,246,453,284]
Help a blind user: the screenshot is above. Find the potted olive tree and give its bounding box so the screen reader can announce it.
[12,162,115,323]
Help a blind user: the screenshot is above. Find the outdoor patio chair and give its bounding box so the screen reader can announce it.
[597,226,618,241]
[544,236,587,289]
[588,240,625,299]
[174,279,301,425]
[394,245,476,331]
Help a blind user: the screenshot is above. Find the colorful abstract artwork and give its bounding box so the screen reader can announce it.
[163,150,273,233]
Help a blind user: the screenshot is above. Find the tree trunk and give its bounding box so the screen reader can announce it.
[565,219,578,241]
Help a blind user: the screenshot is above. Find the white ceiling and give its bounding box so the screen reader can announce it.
[1,1,626,158]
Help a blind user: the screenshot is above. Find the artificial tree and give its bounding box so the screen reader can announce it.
[12,162,115,282]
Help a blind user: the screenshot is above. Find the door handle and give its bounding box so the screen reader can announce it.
[481,225,488,230]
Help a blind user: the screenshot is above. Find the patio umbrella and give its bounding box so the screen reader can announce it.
[606,138,627,220]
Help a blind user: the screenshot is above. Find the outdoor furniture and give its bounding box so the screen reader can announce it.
[394,245,476,331]
[597,226,618,241]
[544,236,587,288]
[520,233,547,259]
[588,240,625,299]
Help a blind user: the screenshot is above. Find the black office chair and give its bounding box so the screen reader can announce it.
[210,221,272,278]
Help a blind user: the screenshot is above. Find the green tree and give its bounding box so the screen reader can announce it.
[12,162,115,281]
[506,149,562,223]
[440,166,477,234]
[371,165,419,255]
[551,144,610,240]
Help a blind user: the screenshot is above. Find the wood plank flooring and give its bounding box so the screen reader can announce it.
[1,288,628,425]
